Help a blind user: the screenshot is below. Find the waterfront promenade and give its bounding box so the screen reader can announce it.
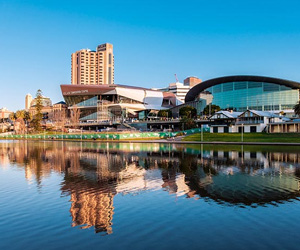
[1,132,300,146]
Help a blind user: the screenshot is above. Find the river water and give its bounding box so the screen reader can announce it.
[1,140,300,250]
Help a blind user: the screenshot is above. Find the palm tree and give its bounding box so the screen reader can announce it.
[294,101,300,117]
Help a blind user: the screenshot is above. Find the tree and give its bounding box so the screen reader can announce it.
[16,110,25,119]
[53,109,66,131]
[70,105,80,128]
[178,106,197,131]
[33,89,43,132]
[9,112,16,121]
[180,117,197,130]
[179,106,197,118]
[24,111,32,122]
[294,101,300,117]
[158,109,172,118]
[14,110,32,134]
[8,110,32,134]
[203,104,221,116]
[15,117,26,134]
[8,112,17,134]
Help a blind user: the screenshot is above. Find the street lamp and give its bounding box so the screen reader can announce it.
[241,123,244,142]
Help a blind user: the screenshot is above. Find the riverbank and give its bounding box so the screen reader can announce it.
[2,131,300,146]
[183,132,300,143]
[2,137,300,146]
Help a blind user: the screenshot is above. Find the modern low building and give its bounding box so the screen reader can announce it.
[159,82,191,103]
[160,77,202,103]
[60,84,182,122]
[185,75,300,115]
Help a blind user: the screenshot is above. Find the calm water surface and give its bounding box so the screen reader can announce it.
[1,140,300,250]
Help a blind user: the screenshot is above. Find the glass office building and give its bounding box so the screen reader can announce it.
[185,76,300,112]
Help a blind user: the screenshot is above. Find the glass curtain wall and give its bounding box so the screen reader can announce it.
[206,81,299,111]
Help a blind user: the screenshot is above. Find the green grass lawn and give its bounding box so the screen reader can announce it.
[183,132,300,143]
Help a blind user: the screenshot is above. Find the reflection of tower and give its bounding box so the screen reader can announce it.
[60,147,127,234]
[25,166,33,181]
[68,185,115,234]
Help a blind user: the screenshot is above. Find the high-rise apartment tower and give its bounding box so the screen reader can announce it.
[71,43,114,85]
[25,93,33,110]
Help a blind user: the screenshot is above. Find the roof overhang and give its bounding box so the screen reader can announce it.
[61,84,116,96]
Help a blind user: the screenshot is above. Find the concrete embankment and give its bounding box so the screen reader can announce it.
[0,128,204,141]
[1,137,300,146]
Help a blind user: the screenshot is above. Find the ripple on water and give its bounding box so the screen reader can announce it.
[1,141,300,250]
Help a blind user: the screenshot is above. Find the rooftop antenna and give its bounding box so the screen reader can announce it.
[174,74,179,83]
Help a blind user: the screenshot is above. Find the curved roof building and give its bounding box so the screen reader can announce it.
[61,84,182,121]
[185,75,300,112]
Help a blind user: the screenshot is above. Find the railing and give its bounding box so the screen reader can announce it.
[236,119,263,125]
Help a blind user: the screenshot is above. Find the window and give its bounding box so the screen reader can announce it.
[280,85,291,91]
[263,83,279,92]
[109,53,112,64]
[281,104,294,109]
[223,82,233,92]
[213,85,222,93]
[234,82,247,90]
[248,82,262,88]
[108,67,112,84]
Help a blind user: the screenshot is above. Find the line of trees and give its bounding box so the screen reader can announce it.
[9,109,32,134]
[7,89,81,134]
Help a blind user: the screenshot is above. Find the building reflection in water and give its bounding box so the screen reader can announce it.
[1,140,300,234]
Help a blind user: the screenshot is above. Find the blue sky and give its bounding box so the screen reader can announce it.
[1,0,300,111]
